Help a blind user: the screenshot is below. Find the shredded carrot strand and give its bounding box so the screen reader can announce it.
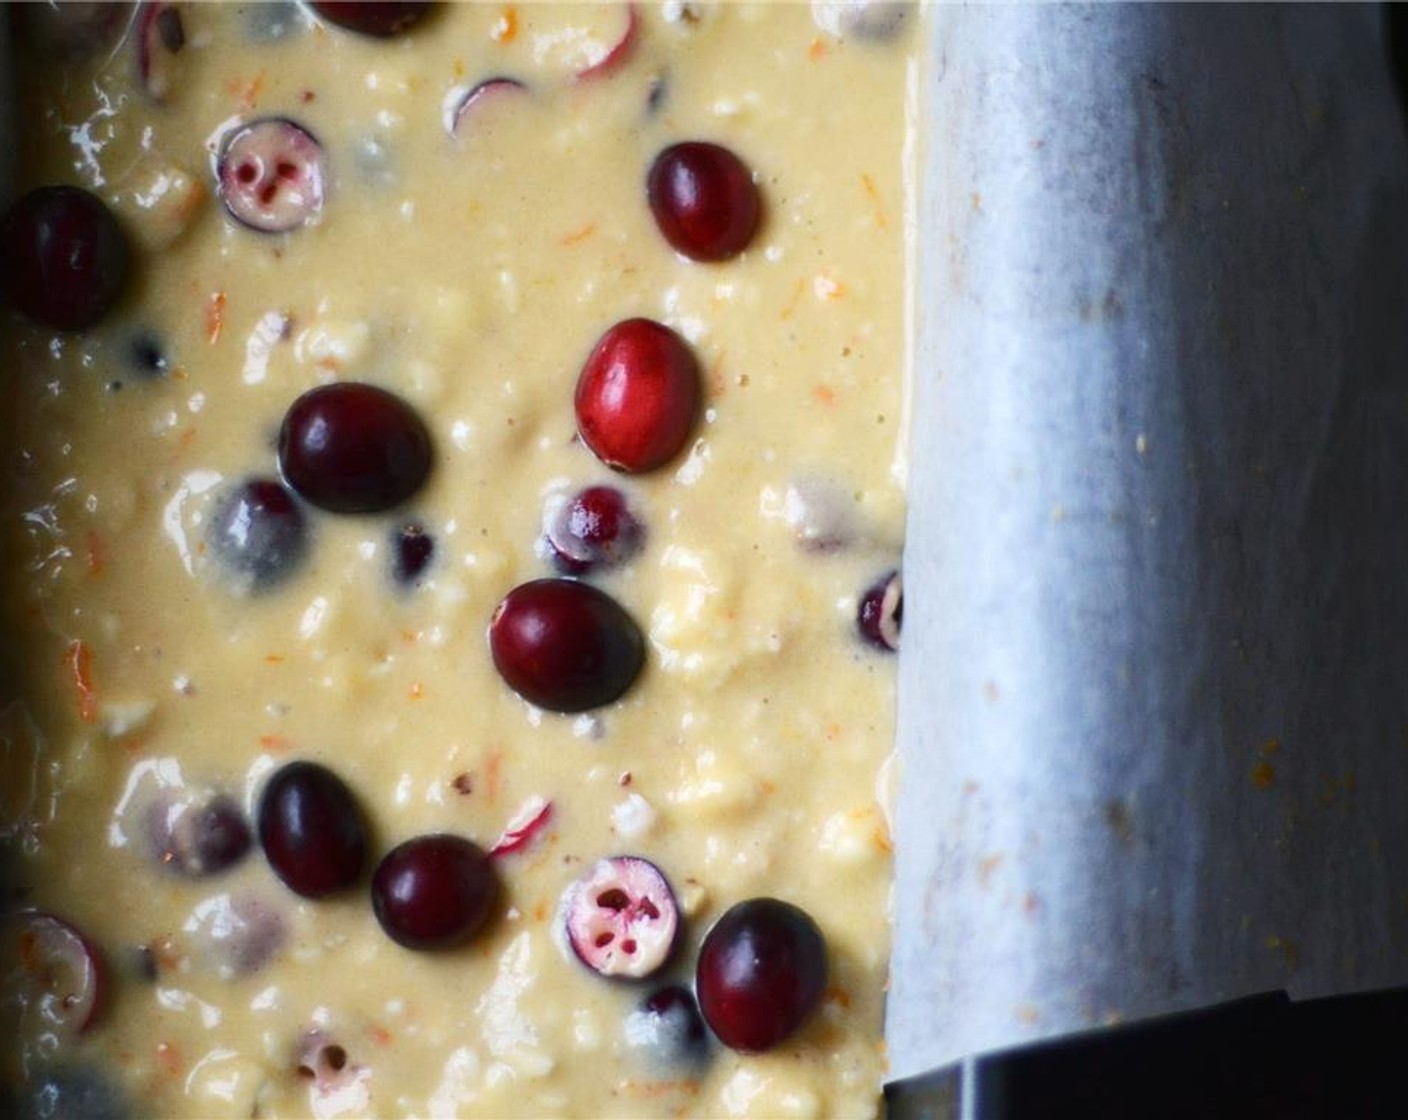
[205,291,227,345]
[67,640,98,724]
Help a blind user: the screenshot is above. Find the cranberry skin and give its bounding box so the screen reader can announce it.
[574,318,701,474]
[372,834,497,950]
[392,522,435,585]
[489,578,644,713]
[207,478,308,592]
[1,185,130,330]
[545,486,643,575]
[647,142,760,262]
[5,910,106,1035]
[311,1,432,36]
[857,569,902,652]
[696,898,828,1053]
[257,761,368,899]
[278,382,433,513]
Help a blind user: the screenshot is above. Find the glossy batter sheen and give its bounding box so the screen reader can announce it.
[0,3,914,1117]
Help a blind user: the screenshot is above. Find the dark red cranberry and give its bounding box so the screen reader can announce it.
[278,382,433,513]
[544,486,643,575]
[371,834,497,950]
[857,569,902,652]
[257,761,368,899]
[207,478,308,592]
[310,1,432,36]
[563,857,679,979]
[5,911,106,1035]
[574,318,701,474]
[1,185,130,330]
[625,985,709,1068]
[488,579,644,712]
[696,898,827,1052]
[446,77,528,138]
[647,142,760,262]
[147,792,252,876]
[392,522,435,584]
[217,118,326,233]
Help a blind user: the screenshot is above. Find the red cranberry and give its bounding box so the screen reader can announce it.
[624,985,709,1069]
[217,118,326,233]
[562,857,679,979]
[489,579,644,713]
[574,2,639,82]
[574,318,701,474]
[278,382,433,514]
[544,486,643,575]
[372,834,497,950]
[696,898,827,1052]
[857,569,902,652]
[446,77,528,138]
[257,761,368,898]
[310,1,432,36]
[5,911,106,1035]
[1,185,130,331]
[647,142,760,262]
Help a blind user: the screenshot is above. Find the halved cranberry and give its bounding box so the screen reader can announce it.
[574,2,638,82]
[543,486,643,575]
[1,185,130,331]
[4,911,106,1035]
[310,1,432,37]
[217,118,326,233]
[489,796,553,858]
[371,834,498,950]
[445,77,528,138]
[207,478,308,592]
[278,383,433,514]
[647,142,760,262]
[489,579,644,712]
[562,856,679,979]
[696,898,827,1052]
[257,761,368,899]
[135,2,186,101]
[574,318,701,474]
[857,569,902,652]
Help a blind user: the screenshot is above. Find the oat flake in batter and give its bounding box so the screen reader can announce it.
[0,3,915,1116]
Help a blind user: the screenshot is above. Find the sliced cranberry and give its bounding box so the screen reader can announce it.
[647,142,760,262]
[1,185,130,331]
[135,2,186,101]
[624,985,709,1069]
[543,486,644,575]
[392,522,435,585]
[5,911,106,1035]
[574,318,701,474]
[278,382,433,514]
[371,834,498,950]
[857,569,902,652]
[696,898,827,1052]
[207,478,308,593]
[489,796,553,858]
[562,857,679,979]
[445,77,528,138]
[257,761,368,899]
[217,118,326,233]
[574,3,639,82]
[489,578,644,713]
[297,1028,372,1111]
[310,1,432,37]
[147,791,252,876]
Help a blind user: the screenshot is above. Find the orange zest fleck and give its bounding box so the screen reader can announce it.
[861,172,890,229]
[812,385,837,408]
[155,1041,184,1078]
[86,530,106,576]
[409,681,425,700]
[824,985,853,1009]
[369,1025,394,1047]
[779,278,806,320]
[264,654,285,665]
[227,72,266,112]
[808,36,829,62]
[484,751,502,804]
[491,5,518,43]
[259,735,289,753]
[559,221,598,246]
[1251,761,1276,789]
[871,827,894,854]
[67,640,98,724]
[205,291,227,345]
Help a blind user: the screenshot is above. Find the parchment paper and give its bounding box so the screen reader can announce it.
[888,3,1408,1076]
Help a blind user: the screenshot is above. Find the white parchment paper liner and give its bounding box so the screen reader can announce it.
[889,3,1408,1077]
